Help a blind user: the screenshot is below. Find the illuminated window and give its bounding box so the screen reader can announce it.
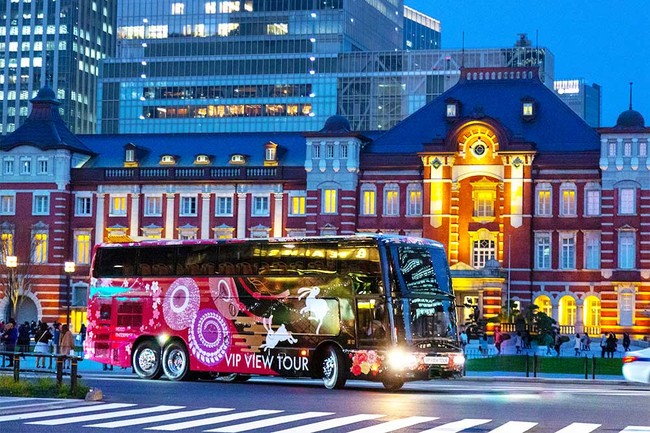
[180,196,197,216]
[522,102,534,116]
[624,142,632,157]
[583,296,601,327]
[534,295,552,317]
[109,195,127,216]
[194,154,210,164]
[323,189,337,214]
[383,185,399,216]
[213,224,235,239]
[32,231,48,264]
[474,191,494,217]
[252,195,269,217]
[584,188,600,216]
[217,23,239,36]
[471,231,496,269]
[619,291,635,326]
[229,154,246,164]
[559,296,576,326]
[559,183,576,216]
[160,155,176,165]
[536,184,552,216]
[360,185,376,216]
[1,229,14,258]
[406,185,422,216]
[265,146,276,161]
[20,157,31,174]
[0,194,15,215]
[559,232,576,270]
[584,232,601,270]
[215,196,233,216]
[267,23,288,35]
[535,232,551,269]
[289,194,305,216]
[144,195,162,216]
[32,193,49,215]
[619,188,635,215]
[74,232,91,265]
[219,1,240,12]
[75,195,92,216]
[205,2,217,13]
[171,2,185,14]
[618,230,635,269]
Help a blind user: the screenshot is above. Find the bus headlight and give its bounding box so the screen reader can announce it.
[387,349,418,370]
[452,353,466,367]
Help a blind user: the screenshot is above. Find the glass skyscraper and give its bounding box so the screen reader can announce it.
[0,0,117,135]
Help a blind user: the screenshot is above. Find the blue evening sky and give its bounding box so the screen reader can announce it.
[406,0,650,127]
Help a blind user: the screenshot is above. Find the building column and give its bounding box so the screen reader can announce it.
[201,193,211,239]
[551,302,559,324]
[94,193,105,245]
[575,300,584,334]
[273,192,283,238]
[129,193,140,238]
[237,192,247,239]
[165,193,175,239]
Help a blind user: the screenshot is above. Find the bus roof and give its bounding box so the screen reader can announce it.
[96,234,445,250]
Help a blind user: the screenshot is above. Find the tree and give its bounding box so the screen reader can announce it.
[1,229,38,321]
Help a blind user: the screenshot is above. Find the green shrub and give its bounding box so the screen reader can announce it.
[0,375,90,399]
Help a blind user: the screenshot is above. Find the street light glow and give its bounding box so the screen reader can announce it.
[6,255,17,268]
[64,261,76,273]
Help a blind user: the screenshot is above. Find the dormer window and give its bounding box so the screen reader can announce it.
[160,155,176,165]
[124,143,138,167]
[445,98,460,121]
[194,154,210,165]
[521,97,536,121]
[230,154,246,165]
[264,141,278,166]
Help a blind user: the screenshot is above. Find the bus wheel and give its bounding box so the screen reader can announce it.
[162,340,190,381]
[382,378,404,391]
[133,340,163,380]
[322,346,347,389]
[217,373,251,383]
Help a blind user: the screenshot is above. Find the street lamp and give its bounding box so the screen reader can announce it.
[64,261,75,325]
[6,256,17,321]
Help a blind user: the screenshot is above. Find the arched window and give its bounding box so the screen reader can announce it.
[534,295,552,317]
[559,296,576,326]
[360,184,376,216]
[583,296,601,327]
[383,184,399,216]
[535,183,552,216]
[559,182,577,216]
[470,229,496,269]
[406,184,422,216]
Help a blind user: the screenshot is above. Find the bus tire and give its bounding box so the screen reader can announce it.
[162,340,190,381]
[322,345,347,389]
[217,373,251,383]
[382,378,404,391]
[132,340,163,380]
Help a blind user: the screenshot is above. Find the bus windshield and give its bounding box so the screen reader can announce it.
[392,244,452,295]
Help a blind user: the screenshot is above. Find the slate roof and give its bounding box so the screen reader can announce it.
[366,67,601,154]
[0,86,94,155]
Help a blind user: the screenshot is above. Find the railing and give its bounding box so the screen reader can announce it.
[71,166,306,182]
[0,351,82,394]
[497,323,601,336]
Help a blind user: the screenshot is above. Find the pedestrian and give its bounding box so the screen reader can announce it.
[554,332,562,357]
[34,322,52,368]
[584,333,591,351]
[623,332,631,351]
[459,329,468,353]
[606,332,617,358]
[479,334,488,355]
[50,322,60,369]
[494,326,503,355]
[523,330,532,349]
[58,324,75,369]
[600,332,608,358]
[543,332,554,355]
[514,331,522,354]
[574,333,581,356]
[1,318,18,366]
[17,322,31,357]
[80,323,87,345]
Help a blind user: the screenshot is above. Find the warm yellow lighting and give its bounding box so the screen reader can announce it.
[64,261,76,273]
[6,255,17,268]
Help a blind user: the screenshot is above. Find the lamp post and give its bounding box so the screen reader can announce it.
[64,261,75,325]
[6,255,17,321]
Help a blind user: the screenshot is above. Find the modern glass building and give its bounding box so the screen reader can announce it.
[403,5,440,50]
[0,0,117,135]
[554,79,602,127]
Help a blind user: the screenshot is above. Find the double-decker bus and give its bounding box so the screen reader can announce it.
[85,235,464,390]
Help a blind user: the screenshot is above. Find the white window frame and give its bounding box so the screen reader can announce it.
[32,193,50,215]
[406,184,423,216]
[74,230,92,265]
[288,192,306,216]
[383,184,400,216]
[323,189,337,214]
[74,195,92,217]
[618,230,636,269]
[583,231,601,270]
[251,195,270,217]
[3,158,14,175]
[535,183,552,216]
[0,193,16,215]
[215,195,234,216]
[584,188,600,216]
[32,229,48,264]
[360,184,376,216]
[20,157,31,175]
[144,195,163,217]
[559,232,576,270]
[619,188,636,215]
[559,183,577,216]
[179,195,198,216]
[109,194,127,216]
[37,157,49,174]
[535,232,552,269]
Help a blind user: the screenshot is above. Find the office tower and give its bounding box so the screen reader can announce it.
[403,5,440,50]
[0,0,117,135]
[554,79,602,127]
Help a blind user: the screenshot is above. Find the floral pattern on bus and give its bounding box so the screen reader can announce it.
[188,309,231,366]
[163,278,201,330]
[350,350,382,376]
[209,277,241,320]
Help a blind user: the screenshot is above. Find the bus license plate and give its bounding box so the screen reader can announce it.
[424,356,449,365]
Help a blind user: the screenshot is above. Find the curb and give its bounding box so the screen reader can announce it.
[460,375,630,386]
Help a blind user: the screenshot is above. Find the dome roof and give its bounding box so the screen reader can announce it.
[616,109,645,128]
[320,115,351,133]
[30,85,60,105]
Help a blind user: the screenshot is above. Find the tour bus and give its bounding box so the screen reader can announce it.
[86,235,464,390]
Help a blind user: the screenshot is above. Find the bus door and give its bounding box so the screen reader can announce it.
[356,297,388,347]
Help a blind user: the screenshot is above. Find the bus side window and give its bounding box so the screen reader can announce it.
[94,248,137,278]
[219,243,258,275]
[177,245,218,275]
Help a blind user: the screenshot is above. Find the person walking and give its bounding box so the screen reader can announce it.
[600,332,608,358]
[479,334,488,355]
[494,326,503,355]
[543,332,554,355]
[514,331,523,354]
[459,329,468,353]
[34,322,53,368]
[1,318,18,366]
[17,322,31,358]
[574,333,581,356]
[584,333,591,351]
[554,332,562,357]
[623,332,631,351]
[58,324,75,369]
[606,332,618,359]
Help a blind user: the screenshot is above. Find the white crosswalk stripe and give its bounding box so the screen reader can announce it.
[346,416,440,433]
[555,423,602,433]
[419,418,491,432]
[206,412,333,432]
[26,405,184,426]
[143,409,283,431]
[0,403,136,422]
[85,408,234,428]
[272,414,385,433]
[488,421,538,432]
[620,428,650,432]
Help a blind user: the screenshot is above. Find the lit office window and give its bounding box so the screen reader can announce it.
[289,195,305,216]
[536,184,552,216]
[33,232,48,264]
[75,232,91,265]
[171,3,185,15]
[110,195,127,216]
[323,189,337,214]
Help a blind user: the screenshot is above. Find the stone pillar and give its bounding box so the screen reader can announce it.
[237,192,247,239]
[129,193,140,238]
[94,193,105,245]
[273,192,283,238]
[201,193,211,239]
[575,301,584,334]
[165,193,175,239]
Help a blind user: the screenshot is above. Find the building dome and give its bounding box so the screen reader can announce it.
[30,85,60,105]
[320,115,351,133]
[616,109,645,128]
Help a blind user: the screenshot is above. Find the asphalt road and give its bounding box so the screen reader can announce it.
[1,373,649,433]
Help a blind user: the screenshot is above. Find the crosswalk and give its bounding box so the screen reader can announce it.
[0,401,648,432]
